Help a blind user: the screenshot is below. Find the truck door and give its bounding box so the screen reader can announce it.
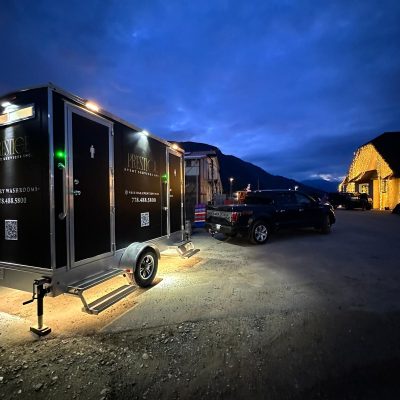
[274,192,301,228]
[168,150,183,234]
[65,105,114,267]
[294,192,320,227]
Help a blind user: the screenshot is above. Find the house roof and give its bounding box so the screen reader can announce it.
[366,132,400,176]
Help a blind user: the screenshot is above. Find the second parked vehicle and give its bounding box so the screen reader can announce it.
[206,190,336,244]
[328,192,372,210]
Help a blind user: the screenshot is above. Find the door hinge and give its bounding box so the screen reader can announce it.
[112,243,116,252]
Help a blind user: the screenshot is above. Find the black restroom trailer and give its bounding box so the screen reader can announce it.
[0,84,196,335]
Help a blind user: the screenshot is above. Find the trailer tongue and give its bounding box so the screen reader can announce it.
[0,84,197,336]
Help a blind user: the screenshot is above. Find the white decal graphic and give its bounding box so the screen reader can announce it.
[140,212,150,227]
[5,220,18,240]
[90,145,95,159]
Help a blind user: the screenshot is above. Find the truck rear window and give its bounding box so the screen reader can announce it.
[245,196,274,205]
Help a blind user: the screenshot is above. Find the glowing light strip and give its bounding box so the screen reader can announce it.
[0,105,35,126]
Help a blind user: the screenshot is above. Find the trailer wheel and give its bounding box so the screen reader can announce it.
[134,250,158,287]
[250,221,269,244]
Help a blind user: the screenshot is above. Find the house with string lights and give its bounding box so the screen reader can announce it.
[339,132,400,210]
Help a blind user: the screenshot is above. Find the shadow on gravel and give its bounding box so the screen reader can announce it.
[299,358,400,400]
[208,228,325,247]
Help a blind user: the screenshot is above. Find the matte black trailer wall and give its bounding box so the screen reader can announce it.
[0,88,52,269]
[114,123,167,248]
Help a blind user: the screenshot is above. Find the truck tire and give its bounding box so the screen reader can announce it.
[320,215,331,234]
[250,221,269,244]
[134,250,158,287]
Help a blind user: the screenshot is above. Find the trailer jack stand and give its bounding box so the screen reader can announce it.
[23,278,52,337]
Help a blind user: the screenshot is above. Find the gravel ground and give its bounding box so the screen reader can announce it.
[1,210,400,399]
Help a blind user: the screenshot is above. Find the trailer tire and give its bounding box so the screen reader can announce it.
[134,250,158,288]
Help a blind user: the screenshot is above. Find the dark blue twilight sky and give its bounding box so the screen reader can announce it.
[1,0,399,181]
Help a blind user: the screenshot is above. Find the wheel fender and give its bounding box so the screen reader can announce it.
[119,242,160,272]
[251,217,271,230]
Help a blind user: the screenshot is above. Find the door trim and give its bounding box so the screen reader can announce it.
[64,103,115,269]
[167,148,184,235]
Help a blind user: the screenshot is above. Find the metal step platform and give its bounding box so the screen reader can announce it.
[84,284,135,315]
[162,240,200,258]
[67,268,134,314]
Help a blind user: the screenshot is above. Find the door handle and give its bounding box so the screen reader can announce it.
[72,190,81,196]
[58,162,67,220]
[299,208,304,212]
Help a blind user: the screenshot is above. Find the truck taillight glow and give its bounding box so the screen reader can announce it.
[231,212,240,222]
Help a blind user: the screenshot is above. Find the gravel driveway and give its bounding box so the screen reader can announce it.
[1,210,400,399]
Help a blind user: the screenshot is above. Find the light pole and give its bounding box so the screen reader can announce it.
[229,177,234,199]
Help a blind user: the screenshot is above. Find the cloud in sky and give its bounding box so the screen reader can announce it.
[1,0,399,180]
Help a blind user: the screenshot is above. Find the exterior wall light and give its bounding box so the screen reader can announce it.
[85,101,100,112]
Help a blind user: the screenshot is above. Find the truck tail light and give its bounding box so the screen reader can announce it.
[231,212,240,222]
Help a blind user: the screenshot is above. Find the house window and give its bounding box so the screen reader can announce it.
[381,179,388,193]
[359,183,369,194]
[347,183,356,193]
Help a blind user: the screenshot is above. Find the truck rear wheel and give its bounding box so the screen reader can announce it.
[134,250,158,287]
[250,221,269,244]
[320,215,331,234]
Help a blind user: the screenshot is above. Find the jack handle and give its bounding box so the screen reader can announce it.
[22,278,51,305]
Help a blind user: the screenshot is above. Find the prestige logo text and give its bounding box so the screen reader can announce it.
[0,136,30,161]
[125,153,159,177]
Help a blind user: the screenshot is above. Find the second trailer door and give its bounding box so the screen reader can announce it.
[168,150,183,234]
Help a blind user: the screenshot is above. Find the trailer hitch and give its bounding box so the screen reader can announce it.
[23,278,52,337]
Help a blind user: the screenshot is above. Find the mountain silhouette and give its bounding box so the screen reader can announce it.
[177,141,323,196]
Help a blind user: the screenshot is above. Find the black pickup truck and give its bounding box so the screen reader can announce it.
[205,190,336,244]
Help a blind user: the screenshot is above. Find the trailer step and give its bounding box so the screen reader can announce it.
[181,248,200,258]
[84,284,136,315]
[165,240,199,258]
[67,268,124,294]
[67,268,135,315]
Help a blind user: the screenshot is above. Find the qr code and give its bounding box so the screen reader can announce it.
[5,220,18,241]
[140,212,150,227]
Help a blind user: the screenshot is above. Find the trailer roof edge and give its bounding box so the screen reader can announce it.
[0,83,183,152]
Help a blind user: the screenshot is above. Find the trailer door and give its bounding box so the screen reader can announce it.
[65,105,114,267]
[168,150,183,234]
